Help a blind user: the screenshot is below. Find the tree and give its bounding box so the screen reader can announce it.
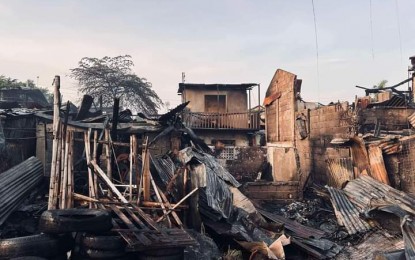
[70,55,162,115]
[373,80,388,89]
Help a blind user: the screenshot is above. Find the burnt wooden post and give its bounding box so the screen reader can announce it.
[67,131,74,208]
[111,97,120,141]
[142,137,150,201]
[48,76,61,210]
[105,129,112,193]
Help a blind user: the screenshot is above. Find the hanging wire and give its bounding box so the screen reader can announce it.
[311,0,320,103]
[369,0,375,60]
[395,0,403,64]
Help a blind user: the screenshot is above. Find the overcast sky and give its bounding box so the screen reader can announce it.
[0,0,414,110]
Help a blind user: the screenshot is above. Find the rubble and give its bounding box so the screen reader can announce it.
[1,59,415,259]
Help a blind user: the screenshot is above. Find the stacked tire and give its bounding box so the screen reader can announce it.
[0,233,73,260]
[74,233,126,259]
[0,208,114,259]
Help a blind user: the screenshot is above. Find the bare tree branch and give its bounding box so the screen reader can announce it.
[70,55,162,114]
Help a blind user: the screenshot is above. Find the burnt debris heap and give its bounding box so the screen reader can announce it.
[0,56,415,259]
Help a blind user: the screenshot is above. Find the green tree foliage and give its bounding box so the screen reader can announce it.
[70,55,162,115]
[373,80,388,89]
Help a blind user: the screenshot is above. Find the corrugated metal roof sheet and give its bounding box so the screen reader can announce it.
[366,95,409,108]
[326,186,371,235]
[343,175,415,216]
[326,158,354,188]
[402,215,415,259]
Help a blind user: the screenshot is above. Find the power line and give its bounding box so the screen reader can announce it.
[395,0,403,64]
[369,0,375,60]
[311,0,320,103]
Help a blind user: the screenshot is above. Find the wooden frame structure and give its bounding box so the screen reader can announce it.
[46,75,195,251]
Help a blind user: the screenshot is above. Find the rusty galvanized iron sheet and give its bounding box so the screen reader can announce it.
[343,175,415,216]
[368,144,390,185]
[326,158,354,188]
[402,215,415,259]
[326,186,371,235]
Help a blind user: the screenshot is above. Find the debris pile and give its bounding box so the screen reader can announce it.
[1,64,415,260]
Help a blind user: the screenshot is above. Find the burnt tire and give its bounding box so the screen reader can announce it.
[137,248,184,260]
[82,234,125,250]
[84,249,125,259]
[39,209,112,234]
[10,255,67,260]
[10,257,48,260]
[0,233,73,260]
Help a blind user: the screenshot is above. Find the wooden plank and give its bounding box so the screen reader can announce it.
[156,186,183,228]
[109,205,152,246]
[90,160,128,203]
[109,205,139,231]
[129,204,159,231]
[150,173,172,228]
[123,207,148,230]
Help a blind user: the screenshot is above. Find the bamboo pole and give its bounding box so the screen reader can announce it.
[105,129,112,197]
[48,125,60,210]
[142,137,150,201]
[132,135,139,204]
[93,130,99,196]
[84,129,97,208]
[129,135,133,201]
[58,126,65,208]
[47,77,61,210]
[67,131,74,208]
[55,127,63,207]
[73,193,187,208]
[48,76,61,207]
[60,129,70,209]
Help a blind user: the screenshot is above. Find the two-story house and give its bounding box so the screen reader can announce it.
[178,83,262,153]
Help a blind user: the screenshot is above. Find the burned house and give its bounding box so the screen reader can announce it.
[0,88,50,109]
[178,83,267,182]
[262,67,415,195]
[3,61,415,259]
[0,89,50,171]
[178,83,263,147]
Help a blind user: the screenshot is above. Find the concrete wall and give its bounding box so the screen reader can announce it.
[265,69,297,143]
[264,70,415,188]
[296,103,354,184]
[358,108,415,133]
[224,147,267,182]
[193,129,250,147]
[183,89,248,113]
[393,139,415,195]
